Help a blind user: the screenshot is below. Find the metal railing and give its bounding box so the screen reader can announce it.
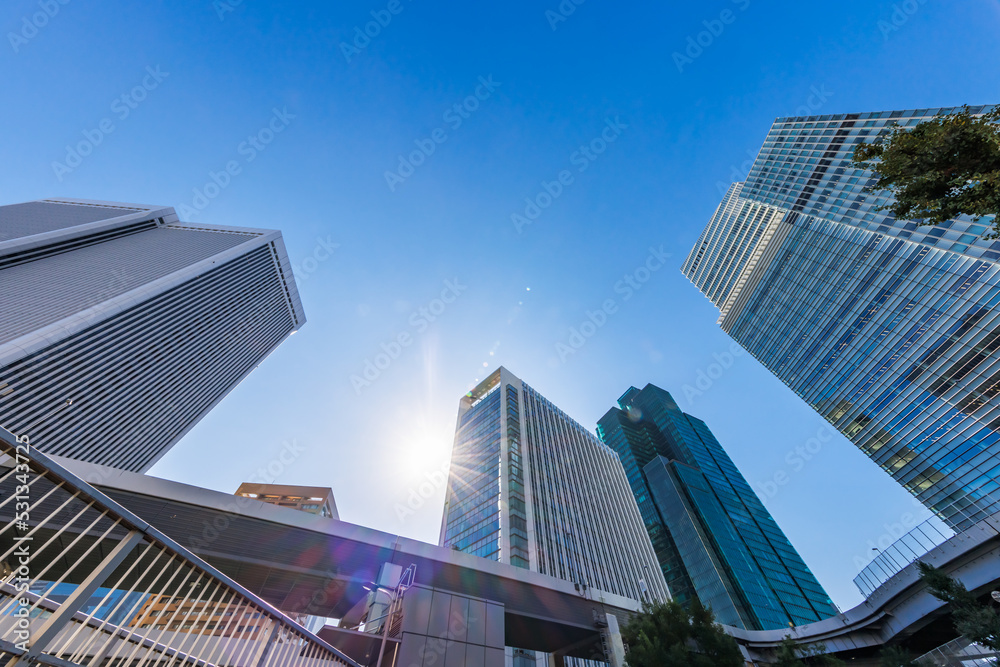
[851,493,1000,598]
[852,516,955,597]
[915,636,1000,666]
[0,425,363,667]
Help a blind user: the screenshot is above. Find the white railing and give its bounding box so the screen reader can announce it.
[0,425,363,667]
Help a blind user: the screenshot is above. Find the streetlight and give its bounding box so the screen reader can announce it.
[362,564,415,667]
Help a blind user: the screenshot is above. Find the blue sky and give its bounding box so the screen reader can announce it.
[5,0,999,610]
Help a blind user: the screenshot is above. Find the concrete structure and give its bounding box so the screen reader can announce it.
[0,198,305,472]
[235,483,339,519]
[682,105,1000,531]
[440,367,667,665]
[724,510,1000,664]
[598,384,837,630]
[5,443,650,665]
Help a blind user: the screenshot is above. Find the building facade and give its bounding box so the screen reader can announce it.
[682,105,1000,531]
[0,198,305,472]
[235,483,339,519]
[440,367,668,664]
[597,384,837,630]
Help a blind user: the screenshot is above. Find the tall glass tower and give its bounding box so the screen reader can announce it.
[440,367,668,664]
[0,198,305,472]
[597,384,836,630]
[682,105,1000,531]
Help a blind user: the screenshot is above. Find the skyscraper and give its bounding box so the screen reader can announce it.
[682,105,1000,531]
[0,198,305,472]
[597,384,837,630]
[440,367,668,663]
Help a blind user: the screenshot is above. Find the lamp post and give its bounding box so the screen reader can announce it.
[363,564,416,667]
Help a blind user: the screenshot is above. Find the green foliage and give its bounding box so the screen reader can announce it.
[852,106,1000,236]
[918,561,1000,651]
[878,645,917,667]
[772,635,845,666]
[621,598,744,667]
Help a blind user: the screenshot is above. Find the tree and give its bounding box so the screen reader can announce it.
[878,645,917,667]
[772,635,845,666]
[621,598,744,667]
[918,561,1000,651]
[852,105,1000,237]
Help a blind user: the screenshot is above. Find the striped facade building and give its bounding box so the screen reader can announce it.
[0,198,305,472]
[440,367,668,665]
[683,105,1000,531]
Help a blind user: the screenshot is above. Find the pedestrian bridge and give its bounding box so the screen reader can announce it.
[724,510,1000,664]
[0,426,637,666]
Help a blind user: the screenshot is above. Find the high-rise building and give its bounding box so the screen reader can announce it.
[0,198,305,472]
[682,105,1000,531]
[597,384,837,630]
[440,367,668,664]
[235,483,338,519]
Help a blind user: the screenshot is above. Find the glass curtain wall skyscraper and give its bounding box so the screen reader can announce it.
[597,384,836,630]
[0,198,305,472]
[440,367,668,664]
[682,105,1000,531]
